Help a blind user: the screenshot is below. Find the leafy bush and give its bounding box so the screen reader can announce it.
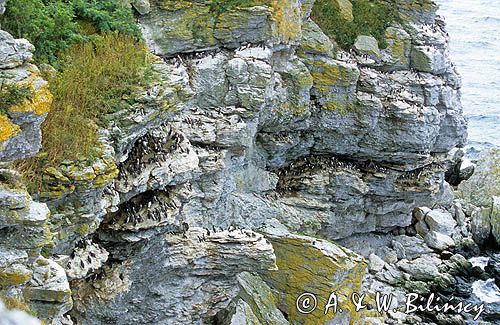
[0,0,140,63]
[0,83,34,114]
[16,32,149,191]
[73,0,141,38]
[0,0,80,63]
[311,0,398,49]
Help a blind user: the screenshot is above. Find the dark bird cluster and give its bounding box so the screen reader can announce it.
[274,155,396,193]
[397,171,421,183]
[86,270,105,282]
[119,127,189,179]
[183,116,203,127]
[337,51,350,61]
[276,156,361,193]
[405,69,425,82]
[67,241,102,275]
[276,156,364,180]
[396,165,431,184]
[422,22,445,35]
[163,54,184,68]
[358,53,373,62]
[361,160,389,174]
[75,237,93,249]
[112,190,180,228]
[161,49,224,68]
[236,41,266,52]
[197,224,261,243]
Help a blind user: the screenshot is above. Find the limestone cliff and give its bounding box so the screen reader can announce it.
[3,0,496,324]
[0,19,71,323]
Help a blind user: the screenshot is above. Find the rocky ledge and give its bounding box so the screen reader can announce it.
[0,0,498,324]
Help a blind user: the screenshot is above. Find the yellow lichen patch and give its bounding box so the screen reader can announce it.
[77,224,90,236]
[303,57,359,113]
[384,27,410,66]
[40,183,76,199]
[8,71,53,116]
[265,234,367,324]
[167,3,216,47]
[306,58,359,89]
[23,286,71,304]
[0,265,32,286]
[93,167,118,188]
[271,0,302,43]
[0,115,21,146]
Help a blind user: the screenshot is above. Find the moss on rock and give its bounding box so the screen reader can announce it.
[311,0,397,49]
[0,264,32,286]
[264,233,367,324]
[303,56,359,113]
[271,0,302,43]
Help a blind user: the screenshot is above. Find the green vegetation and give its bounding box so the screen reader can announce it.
[2,0,149,191]
[311,0,398,49]
[0,0,80,63]
[73,0,141,38]
[0,83,34,114]
[16,32,149,192]
[0,0,140,63]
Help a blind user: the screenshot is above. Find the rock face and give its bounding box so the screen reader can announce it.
[0,31,52,163]
[262,224,367,324]
[457,148,500,245]
[0,299,41,325]
[0,0,473,324]
[0,23,71,324]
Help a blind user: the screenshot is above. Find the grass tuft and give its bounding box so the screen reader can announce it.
[0,0,140,63]
[15,32,149,192]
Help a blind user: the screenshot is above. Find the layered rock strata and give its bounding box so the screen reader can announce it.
[0,0,478,324]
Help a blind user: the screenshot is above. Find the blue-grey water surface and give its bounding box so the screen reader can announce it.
[437,0,500,149]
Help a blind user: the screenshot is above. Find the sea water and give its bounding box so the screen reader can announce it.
[437,0,500,151]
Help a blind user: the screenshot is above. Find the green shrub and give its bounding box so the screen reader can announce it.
[73,0,141,38]
[0,0,80,63]
[16,32,149,192]
[0,0,140,63]
[0,82,34,114]
[311,0,398,49]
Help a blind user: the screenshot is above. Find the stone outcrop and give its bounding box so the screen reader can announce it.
[457,148,500,245]
[0,31,52,163]
[0,19,71,324]
[0,0,479,324]
[261,222,368,324]
[339,194,500,323]
[0,299,41,325]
